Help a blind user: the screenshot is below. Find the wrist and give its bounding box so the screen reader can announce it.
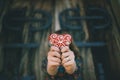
[65,61,77,74]
[47,65,58,76]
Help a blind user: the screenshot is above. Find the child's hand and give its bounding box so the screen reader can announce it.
[61,46,77,74]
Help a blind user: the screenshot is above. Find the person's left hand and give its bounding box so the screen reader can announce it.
[61,46,77,74]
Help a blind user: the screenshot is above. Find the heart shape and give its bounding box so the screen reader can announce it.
[49,33,72,48]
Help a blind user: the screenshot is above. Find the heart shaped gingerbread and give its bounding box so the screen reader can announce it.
[49,33,72,48]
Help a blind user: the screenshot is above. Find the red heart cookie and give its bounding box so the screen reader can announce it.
[49,33,72,48]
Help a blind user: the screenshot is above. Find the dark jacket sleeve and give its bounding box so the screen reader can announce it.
[72,56,83,80]
[41,58,55,80]
[41,57,83,80]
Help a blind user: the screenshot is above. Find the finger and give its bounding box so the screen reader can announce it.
[50,46,60,52]
[62,56,71,64]
[63,60,75,67]
[48,51,61,58]
[48,57,61,63]
[61,52,70,60]
[61,50,74,59]
[61,46,70,53]
[48,61,60,66]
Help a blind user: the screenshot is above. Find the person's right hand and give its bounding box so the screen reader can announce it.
[47,46,61,75]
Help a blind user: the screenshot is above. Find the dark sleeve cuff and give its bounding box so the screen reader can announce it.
[73,57,83,74]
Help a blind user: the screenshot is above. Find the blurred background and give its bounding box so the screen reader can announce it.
[0,0,120,80]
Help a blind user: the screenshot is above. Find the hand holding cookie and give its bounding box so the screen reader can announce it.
[48,33,77,75]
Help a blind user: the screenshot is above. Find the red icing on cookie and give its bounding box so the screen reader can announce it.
[49,33,72,48]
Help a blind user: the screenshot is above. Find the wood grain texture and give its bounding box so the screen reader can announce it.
[77,0,96,80]
[0,0,120,80]
[106,3,120,79]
